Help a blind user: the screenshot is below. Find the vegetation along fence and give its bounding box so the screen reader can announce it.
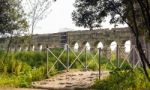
[46,44,142,77]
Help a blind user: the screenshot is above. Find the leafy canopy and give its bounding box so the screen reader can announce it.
[72,0,150,35]
[72,0,150,80]
[72,0,108,30]
[0,0,28,35]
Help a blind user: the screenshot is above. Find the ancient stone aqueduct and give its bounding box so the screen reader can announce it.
[0,27,132,50]
[0,27,150,61]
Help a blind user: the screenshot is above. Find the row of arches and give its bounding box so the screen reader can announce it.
[72,40,131,52]
[10,44,43,51]
[8,40,131,52]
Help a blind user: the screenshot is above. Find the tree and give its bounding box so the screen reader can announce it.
[24,0,56,50]
[72,0,150,79]
[24,0,54,35]
[72,0,107,30]
[0,0,28,48]
[0,0,28,61]
[0,0,28,35]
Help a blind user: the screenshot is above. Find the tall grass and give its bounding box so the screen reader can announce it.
[0,50,47,87]
[91,68,150,90]
[0,49,132,87]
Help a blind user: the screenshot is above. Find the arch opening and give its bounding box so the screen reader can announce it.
[85,42,90,51]
[25,45,28,51]
[74,42,79,52]
[124,40,131,53]
[18,45,21,51]
[38,44,42,51]
[32,45,35,51]
[64,44,68,50]
[97,42,104,49]
[110,41,117,51]
[39,45,43,51]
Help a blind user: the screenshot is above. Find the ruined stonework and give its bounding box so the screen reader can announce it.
[0,27,132,51]
[0,28,132,50]
[1,27,150,62]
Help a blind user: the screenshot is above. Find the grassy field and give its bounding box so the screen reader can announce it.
[91,68,150,90]
[0,49,147,89]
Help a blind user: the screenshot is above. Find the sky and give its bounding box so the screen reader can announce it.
[33,0,127,34]
[22,0,130,52]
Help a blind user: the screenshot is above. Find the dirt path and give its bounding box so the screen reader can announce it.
[0,88,46,90]
[32,70,109,90]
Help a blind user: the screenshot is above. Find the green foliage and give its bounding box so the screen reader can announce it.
[0,51,47,87]
[91,68,150,90]
[0,49,143,88]
[0,0,28,34]
[72,0,104,30]
[15,51,46,67]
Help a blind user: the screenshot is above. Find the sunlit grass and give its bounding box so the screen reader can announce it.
[0,49,133,87]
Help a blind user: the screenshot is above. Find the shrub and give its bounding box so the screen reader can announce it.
[91,68,150,90]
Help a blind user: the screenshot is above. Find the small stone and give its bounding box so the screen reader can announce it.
[66,82,72,85]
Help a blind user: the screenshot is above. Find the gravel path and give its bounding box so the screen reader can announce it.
[0,88,46,90]
[32,70,109,90]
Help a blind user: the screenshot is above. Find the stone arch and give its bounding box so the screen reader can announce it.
[71,41,77,47]
[40,45,43,51]
[73,42,79,52]
[105,40,113,47]
[31,44,35,51]
[94,41,100,47]
[94,41,104,49]
[97,42,104,49]
[82,41,88,46]
[110,41,117,51]
[124,40,131,53]
[82,41,91,51]
[18,45,22,51]
[64,43,68,50]
[38,43,43,51]
[24,45,28,51]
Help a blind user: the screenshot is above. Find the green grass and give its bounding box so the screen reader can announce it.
[0,51,48,87]
[0,49,139,88]
[91,68,150,90]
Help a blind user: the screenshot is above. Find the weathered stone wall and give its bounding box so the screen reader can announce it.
[0,27,132,51]
[67,27,131,48]
[0,27,149,64]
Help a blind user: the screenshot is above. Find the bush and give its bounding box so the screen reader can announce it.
[0,51,48,87]
[91,68,150,90]
[15,52,46,67]
[0,49,146,88]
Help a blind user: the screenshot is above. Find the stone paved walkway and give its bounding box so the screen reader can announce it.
[32,70,109,90]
